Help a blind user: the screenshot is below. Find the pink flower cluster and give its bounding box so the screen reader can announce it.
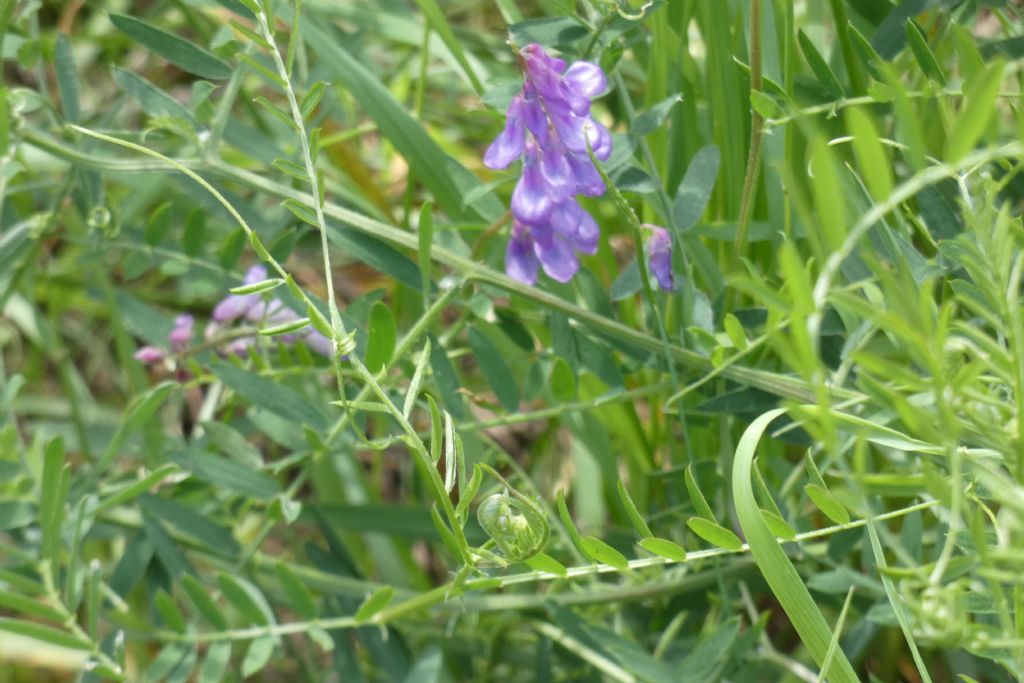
[133,265,331,364]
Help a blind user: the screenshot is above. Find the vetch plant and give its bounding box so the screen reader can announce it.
[2,1,1024,681]
[207,264,332,356]
[485,43,611,284]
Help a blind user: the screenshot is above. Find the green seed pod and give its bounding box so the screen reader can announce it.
[476,493,549,562]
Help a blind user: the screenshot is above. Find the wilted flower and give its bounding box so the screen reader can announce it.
[485,43,611,285]
[643,225,674,292]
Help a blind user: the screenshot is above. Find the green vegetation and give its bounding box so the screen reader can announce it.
[2,0,1023,680]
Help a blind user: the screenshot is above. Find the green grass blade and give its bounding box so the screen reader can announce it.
[300,21,498,221]
[732,409,859,683]
[410,0,484,95]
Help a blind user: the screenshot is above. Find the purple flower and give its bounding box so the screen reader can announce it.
[644,225,674,292]
[210,265,332,356]
[485,43,611,285]
[212,264,268,323]
[135,266,333,364]
[505,222,540,285]
[133,346,166,364]
[134,314,193,365]
[168,314,194,351]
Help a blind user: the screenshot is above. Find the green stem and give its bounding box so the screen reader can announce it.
[828,0,864,95]
[734,0,763,257]
[141,497,936,644]
[26,128,839,405]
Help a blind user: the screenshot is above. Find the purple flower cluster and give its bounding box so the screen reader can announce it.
[135,314,195,364]
[485,43,611,285]
[134,265,331,364]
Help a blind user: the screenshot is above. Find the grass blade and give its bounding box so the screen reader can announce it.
[731,409,858,683]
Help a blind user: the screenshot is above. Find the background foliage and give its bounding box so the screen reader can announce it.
[2,0,1024,681]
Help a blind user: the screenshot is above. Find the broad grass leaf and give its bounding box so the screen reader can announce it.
[610,259,642,300]
[634,95,683,137]
[139,493,240,558]
[113,68,195,123]
[979,36,1024,60]
[676,619,740,682]
[315,501,483,540]
[673,144,720,232]
[409,0,483,93]
[212,362,327,431]
[732,410,859,682]
[428,333,465,420]
[468,327,519,411]
[169,448,280,500]
[326,225,425,292]
[547,605,677,683]
[0,501,33,530]
[508,17,588,48]
[183,208,205,257]
[110,14,232,80]
[302,22,488,221]
[686,517,742,551]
